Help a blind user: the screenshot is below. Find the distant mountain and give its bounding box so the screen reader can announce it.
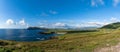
[101,22,120,29]
[27,27,48,30]
[27,26,98,30]
[78,27,98,30]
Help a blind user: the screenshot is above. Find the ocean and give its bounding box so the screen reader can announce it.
[0,29,57,41]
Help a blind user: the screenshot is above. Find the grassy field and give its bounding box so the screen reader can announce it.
[0,29,120,52]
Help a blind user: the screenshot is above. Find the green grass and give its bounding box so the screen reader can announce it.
[0,29,120,52]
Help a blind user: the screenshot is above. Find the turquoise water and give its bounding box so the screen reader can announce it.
[0,29,57,41]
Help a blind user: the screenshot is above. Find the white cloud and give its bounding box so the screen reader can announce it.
[39,10,57,17]
[6,19,14,25]
[49,10,57,14]
[91,0,96,6]
[40,12,49,17]
[87,22,109,26]
[73,22,110,28]
[5,19,28,28]
[99,0,104,5]
[19,19,26,26]
[43,20,47,22]
[54,22,66,27]
[113,0,120,7]
[85,17,120,27]
[91,0,104,7]
[91,0,120,7]
[74,24,81,28]
[110,17,118,22]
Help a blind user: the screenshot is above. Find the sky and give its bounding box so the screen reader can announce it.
[0,0,120,28]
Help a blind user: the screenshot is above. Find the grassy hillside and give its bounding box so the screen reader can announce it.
[101,22,120,29]
[0,29,120,52]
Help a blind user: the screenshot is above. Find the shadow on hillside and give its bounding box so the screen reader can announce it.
[66,30,98,34]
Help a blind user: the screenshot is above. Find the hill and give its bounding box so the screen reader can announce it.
[27,27,49,30]
[101,22,120,29]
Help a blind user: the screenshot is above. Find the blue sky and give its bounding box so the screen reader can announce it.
[0,0,120,28]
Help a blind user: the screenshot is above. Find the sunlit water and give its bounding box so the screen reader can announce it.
[0,29,57,41]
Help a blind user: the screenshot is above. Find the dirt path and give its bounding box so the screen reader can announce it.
[94,43,120,52]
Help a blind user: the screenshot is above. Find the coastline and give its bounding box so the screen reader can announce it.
[0,29,120,52]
